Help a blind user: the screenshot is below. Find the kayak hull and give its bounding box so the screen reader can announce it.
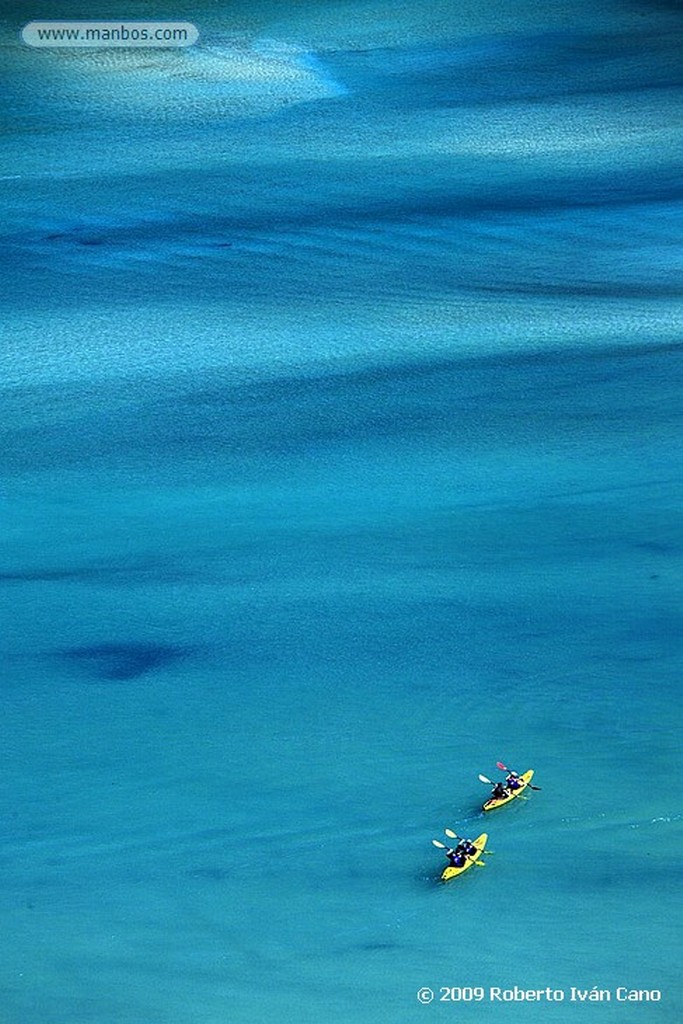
[483,769,534,811]
[440,833,487,881]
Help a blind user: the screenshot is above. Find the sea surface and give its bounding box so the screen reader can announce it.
[1,2,682,1022]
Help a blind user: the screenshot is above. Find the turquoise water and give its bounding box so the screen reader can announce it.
[1,2,682,1022]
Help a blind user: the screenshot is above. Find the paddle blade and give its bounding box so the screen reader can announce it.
[496,761,509,771]
[478,774,493,784]
[444,828,458,839]
[432,839,447,849]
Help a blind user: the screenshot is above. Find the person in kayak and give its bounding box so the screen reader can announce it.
[505,771,522,791]
[491,780,509,800]
[445,848,467,868]
[445,838,478,866]
[456,838,478,858]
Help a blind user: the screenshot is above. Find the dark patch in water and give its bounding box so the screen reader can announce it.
[0,562,205,585]
[185,866,233,881]
[59,641,189,681]
[635,541,678,554]
[0,569,85,582]
[358,941,400,952]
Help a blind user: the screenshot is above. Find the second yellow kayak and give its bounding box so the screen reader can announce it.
[483,769,534,811]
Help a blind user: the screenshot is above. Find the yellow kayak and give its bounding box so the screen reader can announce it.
[440,833,487,881]
[483,769,534,811]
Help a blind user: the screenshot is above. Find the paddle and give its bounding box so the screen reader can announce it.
[445,828,494,853]
[431,839,485,866]
[496,762,542,791]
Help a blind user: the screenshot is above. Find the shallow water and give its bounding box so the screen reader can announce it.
[1,2,682,1022]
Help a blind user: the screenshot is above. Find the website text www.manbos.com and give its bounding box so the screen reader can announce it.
[22,21,199,48]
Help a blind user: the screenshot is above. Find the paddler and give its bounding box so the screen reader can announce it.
[445,838,478,866]
[490,780,509,800]
[445,847,467,868]
[456,838,478,858]
[505,771,522,791]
